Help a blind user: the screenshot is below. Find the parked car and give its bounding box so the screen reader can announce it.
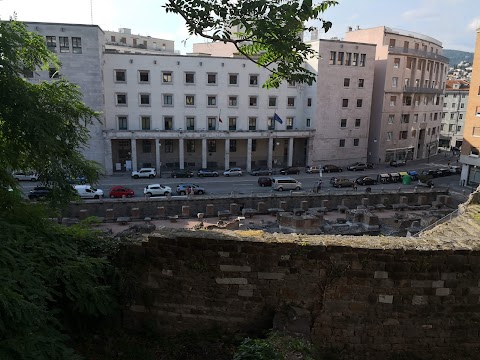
[109,186,135,198]
[250,168,273,176]
[418,174,434,187]
[171,169,194,178]
[74,185,104,199]
[305,165,321,174]
[389,160,406,167]
[449,165,461,174]
[332,178,354,188]
[279,167,301,175]
[271,176,302,191]
[346,162,367,171]
[176,183,205,195]
[421,169,441,178]
[355,176,377,186]
[67,175,87,185]
[329,176,339,185]
[131,168,156,179]
[143,184,172,197]
[28,186,52,200]
[197,168,219,177]
[437,168,452,177]
[257,177,273,187]
[322,164,343,173]
[13,171,38,181]
[223,167,243,176]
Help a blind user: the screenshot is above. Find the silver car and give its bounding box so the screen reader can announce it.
[13,171,39,181]
[223,168,243,176]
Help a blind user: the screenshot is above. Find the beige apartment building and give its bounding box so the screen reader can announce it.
[439,79,469,149]
[459,28,480,187]
[345,26,448,164]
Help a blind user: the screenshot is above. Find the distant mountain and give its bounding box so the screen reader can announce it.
[443,49,474,66]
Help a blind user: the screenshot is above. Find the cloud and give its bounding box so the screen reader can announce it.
[468,17,480,31]
[402,7,440,22]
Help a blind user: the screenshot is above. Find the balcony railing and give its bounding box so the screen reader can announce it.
[388,46,449,63]
[404,86,444,94]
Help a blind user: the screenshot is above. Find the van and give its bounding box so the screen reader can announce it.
[271,176,302,191]
[74,185,104,199]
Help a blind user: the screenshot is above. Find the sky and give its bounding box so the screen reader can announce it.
[2,0,480,53]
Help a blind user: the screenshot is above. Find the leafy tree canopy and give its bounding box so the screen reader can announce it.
[164,0,338,88]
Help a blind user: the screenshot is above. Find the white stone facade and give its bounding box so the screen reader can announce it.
[440,80,469,149]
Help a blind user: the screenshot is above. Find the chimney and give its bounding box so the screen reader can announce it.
[348,26,353,32]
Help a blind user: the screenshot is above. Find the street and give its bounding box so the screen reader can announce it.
[17,152,473,201]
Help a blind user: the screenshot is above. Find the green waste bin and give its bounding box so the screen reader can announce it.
[402,174,411,185]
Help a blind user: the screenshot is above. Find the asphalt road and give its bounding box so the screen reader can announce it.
[17,153,471,200]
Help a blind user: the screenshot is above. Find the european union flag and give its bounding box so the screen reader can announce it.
[273,113,283,124]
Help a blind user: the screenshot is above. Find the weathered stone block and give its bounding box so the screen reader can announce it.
[257,202,267,214]
[161,269,173,277]
[441,273,457,280]
[156,206,165,218]
[279,201,287,211]
[411,280,432,287]
[374,271,388,279]
[131,207,140,219]
[218,251,229,258]
[417,195,427,205]
[361,198,369,207]
[215,278,248,285]
[436,288,451,296]
[432,280,445,288]
[205,204,215,217]
[230,203,239,215]
[79,209,88,220]
[220,265,251,272]
[258,272,285,280]
[238,289,254,297]
[399,196,408,204]
[300,200,309,211]
[412,295,428,305]
[105,208,115,221]
[378,295,393,304]
[181,205,190,217]
[321,199,329,209]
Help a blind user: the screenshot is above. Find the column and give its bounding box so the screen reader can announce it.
[179,138,185,169]
[104,137,113,175]
[246,138,252,172]
[288,137,294,167]
[305,137,313,166]
[267,137,273,170]
[155,138,161,175]
[224,138,230,169]
[131,138,137,171]
[202,138,207,168]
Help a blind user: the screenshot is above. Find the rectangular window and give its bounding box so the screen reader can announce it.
[208,140,216,152]
[286,117,294,130]
[356,99,363,108]
[406,58,413,69]
[287,97,295,107]
[404,96,412,106]
[118,116,128,130]
[338,52,344,65]
[306,118,311,127]
[342,99,348,107]
[229,74,238,85]
[339,139,345,147]
[142,140,152,153]
[252,139,257,151]
[345,52,352,66]
[249,96,258,107]
[249,117,257,130]
[165,140,173,153]
[452,103,456,109]
[46,36,56,51]
[353,138,359,146]
[185,95,195,106]
[139,93,150,105]
[185,72,195,84]
[116,93,127,105]
[360,54,366,67]
[164,116,173,130]
[340,119,347,128]
[207,95,217,106]
[344,78,350,87]
[394,58,400,68]
[387,132,393,141]
[401,114,410,123]
[269,96,277,107]
[476,106,480,116]
[307,98,312,107]
[287,80,296,87]
[186,140,195,153]
[329,51,336,65]
[249,74,258,86]
[59,36,69,53]
[450,113,455,120]
[139,70,149,83]
[414,114,418,123]
[141,116,151,130]
[72,37,82,53]
[461,103,465,109]
[399,131,408,140]
[473,127,480,137]
[207,73,217,84]
[389,39,396,47]
[229,117,237,131]
[186,117,195,131]
[229,96,238,107]
[355,119,361,127]
[388,115,394,124]
[115,70,126,82]
[353,53,359,66]
[163,94,173,106]
[267,117,275,130]
[230,140,237,152]
[460,114,463,119]
[390,96,396,106]
[392,77,398,87]
[162,71,173,83]
[358,79,364,88]
[457,125,462,132]
[208,117,216,130]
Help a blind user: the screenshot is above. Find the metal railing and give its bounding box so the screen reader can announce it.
[388,46,449,63]
[413,208,461,237]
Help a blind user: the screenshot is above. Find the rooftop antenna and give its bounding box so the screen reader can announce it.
[90,0,93,25]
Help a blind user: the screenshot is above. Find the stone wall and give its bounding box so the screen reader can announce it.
[65,189,449,219]
[118,231,480,360]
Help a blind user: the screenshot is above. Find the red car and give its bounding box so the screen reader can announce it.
[109,186,135,198]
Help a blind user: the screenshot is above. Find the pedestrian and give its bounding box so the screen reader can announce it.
[352,182,357,191]
[316,179,322,192]
[186,186,191,195]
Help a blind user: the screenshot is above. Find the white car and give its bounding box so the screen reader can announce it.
[13,171,39,181]
[131,168,157,179]
[223,168,243,176]
[144,184,172,197]
[74,185,104,199]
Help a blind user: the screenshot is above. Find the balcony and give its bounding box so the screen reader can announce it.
[388,46,449,63]
[404,86,444,95]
